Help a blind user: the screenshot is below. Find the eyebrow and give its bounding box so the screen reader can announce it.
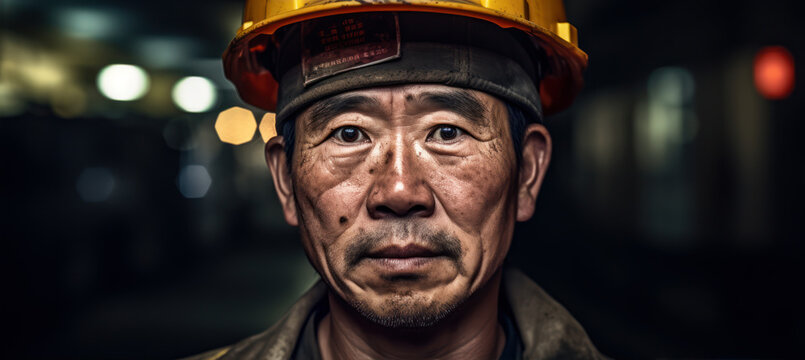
[412,89,489,125]
[306,93,381,133]
[304,88,489,132]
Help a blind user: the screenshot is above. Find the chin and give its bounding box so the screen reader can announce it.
[347,290,468,328]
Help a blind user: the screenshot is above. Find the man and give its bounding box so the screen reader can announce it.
[189,0,605,358]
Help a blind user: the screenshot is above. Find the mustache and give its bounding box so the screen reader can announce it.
[344,221,463,268]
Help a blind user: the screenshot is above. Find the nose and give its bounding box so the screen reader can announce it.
[367,139,435,219]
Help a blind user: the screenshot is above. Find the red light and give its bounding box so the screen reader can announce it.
[754,46,795,100]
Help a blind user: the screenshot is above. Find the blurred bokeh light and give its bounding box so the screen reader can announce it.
[754,46,795,99]
[215,106,256,145]
[259,112,277,142]
[56,8,121,39]
[76,167,116,202]
[172,76,217,113]
[97,64,150,101]
[51,83,88,118]
[177,164,212,198]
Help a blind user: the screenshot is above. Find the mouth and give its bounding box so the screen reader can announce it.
[362,244,448,274]
[367,244,441,259]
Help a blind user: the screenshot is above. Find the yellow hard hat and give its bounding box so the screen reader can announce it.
[223,0,587,115]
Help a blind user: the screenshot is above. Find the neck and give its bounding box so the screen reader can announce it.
[318,270,505,360]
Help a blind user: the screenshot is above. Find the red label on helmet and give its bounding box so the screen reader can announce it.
[301,13,401,86]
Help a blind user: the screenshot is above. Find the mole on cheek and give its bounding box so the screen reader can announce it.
[369,168,374,174]
[339,216,347,224]
[385,151,393,165]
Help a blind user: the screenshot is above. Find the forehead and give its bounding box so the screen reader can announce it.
[296,84,506,130]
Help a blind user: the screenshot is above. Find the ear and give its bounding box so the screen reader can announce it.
[516,123,552,222]
[265,136,298,226]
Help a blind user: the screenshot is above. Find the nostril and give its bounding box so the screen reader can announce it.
[375,205,395,216]
[373,204,429,217]
[408,205,428,215]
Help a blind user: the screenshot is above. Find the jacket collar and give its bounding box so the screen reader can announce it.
[202,268,605,360]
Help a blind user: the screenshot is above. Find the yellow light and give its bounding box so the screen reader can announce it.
[23,62,65,90]
[215,106,256,145]
[259,112,277,142]
[0,82,25,116]
[51,84,87,118]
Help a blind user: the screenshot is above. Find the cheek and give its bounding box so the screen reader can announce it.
[427,138,517,283]
[429,139,516,234]
[294,149,370,246]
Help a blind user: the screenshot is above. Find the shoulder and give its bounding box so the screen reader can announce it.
[503,269,610,360]
[179,347,230,360]
[179,280,328,360]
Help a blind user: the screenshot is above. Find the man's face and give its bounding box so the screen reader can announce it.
[269,84,544,327]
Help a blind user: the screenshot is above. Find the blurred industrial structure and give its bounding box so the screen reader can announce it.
[3,0,803,358]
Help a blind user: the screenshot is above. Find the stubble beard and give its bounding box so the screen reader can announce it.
[340,220,468,328]
[347,290,468,328]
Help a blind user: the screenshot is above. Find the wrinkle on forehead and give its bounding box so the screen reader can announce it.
[305,93,382,134]
[404,89,490,127]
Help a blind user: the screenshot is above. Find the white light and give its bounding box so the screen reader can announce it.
[636,67,697,173]
[647,67,695,106]
[177,165,212,198]
[58,9,117,39]
[135,38,195,69]
[172,76,217,113]
[97,64,150,101]
[76,168,115,202]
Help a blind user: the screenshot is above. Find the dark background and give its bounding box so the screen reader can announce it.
[3,0,803,358]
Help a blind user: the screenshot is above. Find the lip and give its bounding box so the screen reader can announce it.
[363,244,447,273]
[367,244,439,258]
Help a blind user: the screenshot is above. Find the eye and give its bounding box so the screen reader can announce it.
[331,126,368,143]
[428,125,464,142]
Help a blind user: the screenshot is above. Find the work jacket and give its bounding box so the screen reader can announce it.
[185,269,607,360]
